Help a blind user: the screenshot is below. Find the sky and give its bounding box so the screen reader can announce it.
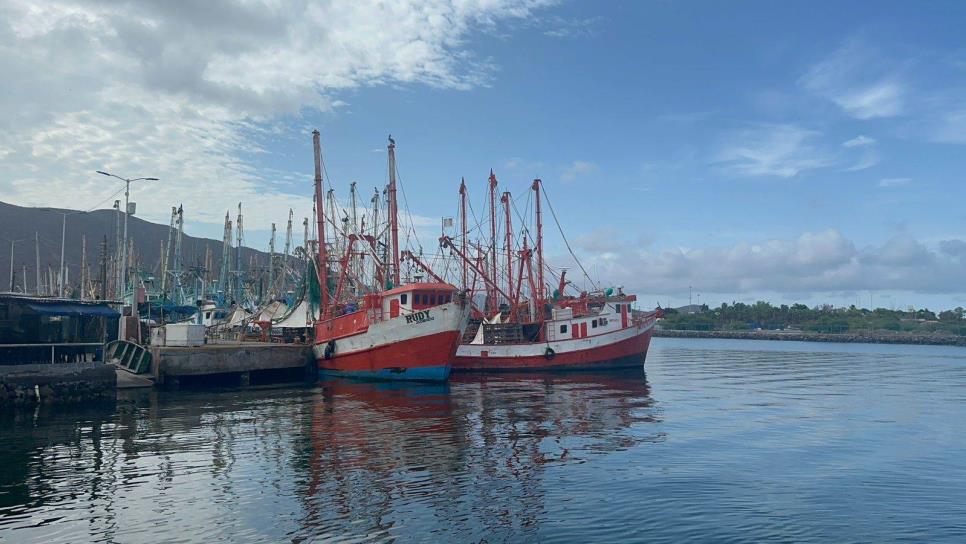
[1,0,965,310]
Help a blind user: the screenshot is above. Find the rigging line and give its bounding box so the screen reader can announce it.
[73,185,128,215]
[539,184,600,292]
[385,146,422,253]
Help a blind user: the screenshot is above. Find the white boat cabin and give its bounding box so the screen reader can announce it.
[545,300,635,342]
[378,282,458,319]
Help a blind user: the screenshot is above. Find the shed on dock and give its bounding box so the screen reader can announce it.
[0,293,119,364]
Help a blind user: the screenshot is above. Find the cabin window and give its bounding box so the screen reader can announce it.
[401,294,408,304]
[592,319,598,328]
[601,318,608,326]
[205,312,211,319]
[443,294,451,303]
[560,324,568,333]
[430,294,436,305]
[423,294,430,305]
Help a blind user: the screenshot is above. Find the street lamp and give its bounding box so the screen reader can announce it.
[96,170,158,338]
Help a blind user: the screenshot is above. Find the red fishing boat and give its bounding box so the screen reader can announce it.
[310,132,470,382]
[409,175,659,372]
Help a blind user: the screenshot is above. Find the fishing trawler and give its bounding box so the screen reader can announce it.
[310,132,470,382]
[412,175,659,372]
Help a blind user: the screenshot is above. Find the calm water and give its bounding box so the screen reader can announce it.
[2,338,966,543]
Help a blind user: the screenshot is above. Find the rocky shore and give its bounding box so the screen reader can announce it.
[653,328,966,347]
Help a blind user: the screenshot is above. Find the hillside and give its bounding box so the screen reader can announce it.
[0,201,268,292]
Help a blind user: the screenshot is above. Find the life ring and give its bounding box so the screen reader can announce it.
[324,340,336,360]
[544,347,556,360]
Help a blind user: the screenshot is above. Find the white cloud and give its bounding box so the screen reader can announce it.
[714,124,835,178]
[801,42,905,119]
[0,0,555,237]
[560,160,597,182]
[842,135,875,147]
[560,229,966,296]
[844,149,880,171]
[504,157,545,174]
[924,107,966,144]
[542,16,603,38]
[878,177,912,187]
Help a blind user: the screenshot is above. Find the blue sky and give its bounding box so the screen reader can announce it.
[2,1,965,309]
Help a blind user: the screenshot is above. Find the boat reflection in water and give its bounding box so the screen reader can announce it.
[0,372,662,542]
[298,371,663,541]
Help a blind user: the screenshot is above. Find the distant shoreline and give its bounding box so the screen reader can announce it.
[653,328,966,347]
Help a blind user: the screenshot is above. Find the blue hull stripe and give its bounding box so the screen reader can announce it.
[318,365,451,383]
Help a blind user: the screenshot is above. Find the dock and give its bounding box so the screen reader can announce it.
[149,342,314,387]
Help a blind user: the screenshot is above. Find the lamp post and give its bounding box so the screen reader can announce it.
[96,171,158,338]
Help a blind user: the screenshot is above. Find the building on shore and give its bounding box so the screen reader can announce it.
[0,293,119,365]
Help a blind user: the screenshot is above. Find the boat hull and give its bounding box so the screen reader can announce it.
[452,318,654,372]
[314,301,468,382]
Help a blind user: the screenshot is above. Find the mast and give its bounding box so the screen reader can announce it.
[268,222,276,300]
[459,178,468,290]
[8,240,13,292]
[114,200,121,298]
[488,170,498,312]
[162,206,175,297]
[371,187,380,239]
[100,236,108,300]
[532,178,544,315]
[219,211,232,299]
[387,135,400,287]
[80,235,87,300]
[349,182,359,285]
[371,187,382,290]
[284,209,293,271]
[501,191,513,315]
[204,246,213,297]
[235,202,244,304]
[312,130,329,316]
[174,205,185,304]
[35,233,40,295]
[58,213,66,297]
[350,182,359,234]
[302,218,309,260]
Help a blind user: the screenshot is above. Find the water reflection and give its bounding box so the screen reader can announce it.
[294,371,661,541]
[4,342,966,542]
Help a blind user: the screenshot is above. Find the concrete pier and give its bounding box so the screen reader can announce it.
[150,343,313,387]
[0,362,116,405]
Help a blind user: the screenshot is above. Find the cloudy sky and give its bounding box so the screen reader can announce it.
[2,0,965,310]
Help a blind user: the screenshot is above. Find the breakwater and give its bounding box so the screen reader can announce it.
[653,328,966,347]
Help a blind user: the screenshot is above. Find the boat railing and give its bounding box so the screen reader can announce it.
[0,342,106,366]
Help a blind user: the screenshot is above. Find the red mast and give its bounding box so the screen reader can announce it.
[312,130,329,317]
[488,170,498,313]
[532,178,544,318]
[501,191,513,317]
[459,177,468,290]
[387,136,400,288]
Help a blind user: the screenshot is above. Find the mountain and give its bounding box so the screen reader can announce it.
[0,201,269,293]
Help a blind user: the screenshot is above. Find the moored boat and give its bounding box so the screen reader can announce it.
[309,132,469,382]
[420,175,659,372]
[453,293,659,371]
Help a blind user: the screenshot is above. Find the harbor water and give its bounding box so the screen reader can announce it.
[2,338,965,542]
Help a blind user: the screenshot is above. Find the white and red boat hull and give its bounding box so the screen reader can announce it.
[452,312,656,372]
[314,299,470,382]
